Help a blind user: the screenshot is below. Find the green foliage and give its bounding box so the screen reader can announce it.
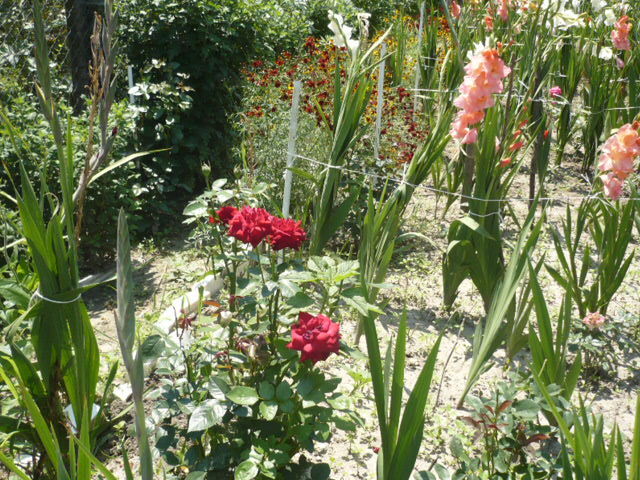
[528,287,582,403]
[0,358,119,480]
[118,0,314,208]
[547,198,636,318]
[453,381,558,478]
[309,25,389,254]
[0,85,145,265]
[116,210,153,480]
[362,310,441,479]
[459,209,543,406]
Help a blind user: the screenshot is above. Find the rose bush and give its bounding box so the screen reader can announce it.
[144,181,381,478]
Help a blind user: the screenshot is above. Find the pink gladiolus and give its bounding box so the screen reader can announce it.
[450,46,511,144]
[549,86,563,98]
[582,312,606,330]
[498,0,509,21]
[616,57,625,69]
[612,16,632,51]
[601,173,624,200]
[451,0,461,19]
[598,123,640,180]
[598,123,640,199]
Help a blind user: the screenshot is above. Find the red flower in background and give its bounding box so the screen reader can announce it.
[287,312,341,363]
[228,206,273,247]
[269,217,307,251]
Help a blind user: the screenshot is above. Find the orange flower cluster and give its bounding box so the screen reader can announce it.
[242,35,429,167]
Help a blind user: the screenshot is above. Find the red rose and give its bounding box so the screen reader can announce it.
[268,217,307,251]
[216,206,239,225]
[287,312,340,363]
[228,206,273,247]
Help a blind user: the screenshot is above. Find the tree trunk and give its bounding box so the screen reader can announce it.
[65,0,101,113]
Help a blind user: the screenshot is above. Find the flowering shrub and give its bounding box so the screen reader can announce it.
[145,181,381,478]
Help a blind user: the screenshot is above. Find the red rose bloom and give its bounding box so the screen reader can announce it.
[216,206,239,225]
[287,312,340,363]
[228,206,273,247]
[268,217,307,251]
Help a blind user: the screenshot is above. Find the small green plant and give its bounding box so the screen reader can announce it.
[569,311,639,379]
[362,310,442,480]
[453,381,556,478]
[528,276,582,402]
[547,197,636,318]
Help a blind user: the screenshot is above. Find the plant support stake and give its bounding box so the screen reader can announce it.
[282,80,302,219]
[374,43,387,160]
[127,65,135,105]
[413,2,426,119]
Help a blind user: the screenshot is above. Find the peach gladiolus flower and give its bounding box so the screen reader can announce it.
[598,123,640,199]
[600,173,624,200]
[598,123,640,180]
[451,0,461,19]
[498,0,509,21]
[450,45,511,144]
[612,16,632,51]
[485,15,494,30]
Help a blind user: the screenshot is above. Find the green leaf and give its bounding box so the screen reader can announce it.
[276,382,293,402]
[258,381,275,400]
[387,334,442,479]
[235,459,259,480]
[226,386,259,406]
[188,400,224,432]
[454,216,494,240]
[183,199,208,217]
[89,149,167,186]
[389,310,408,452]
[0,450,31,480]
[286,292,315,309]
[0,280,30,308]
[327,394,350,411]
[259,401,278,421]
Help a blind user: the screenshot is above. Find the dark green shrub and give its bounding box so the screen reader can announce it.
[118,0,314,205]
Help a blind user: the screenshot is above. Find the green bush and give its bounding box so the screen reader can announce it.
[118,0,314,203]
